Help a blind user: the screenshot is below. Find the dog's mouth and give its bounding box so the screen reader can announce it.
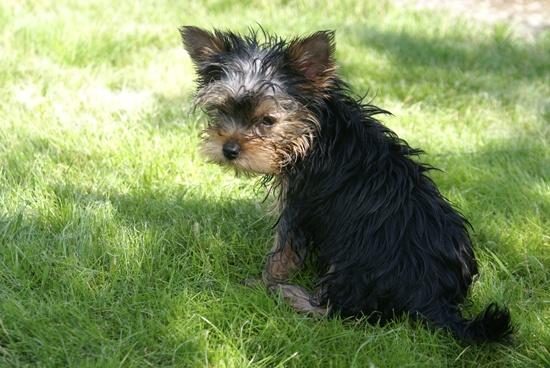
[200,139,279,175]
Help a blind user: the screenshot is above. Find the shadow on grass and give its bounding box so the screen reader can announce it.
[0,180,275,365]
[348,25,549,77]
[437,140,548,276]
[337,25,550,109]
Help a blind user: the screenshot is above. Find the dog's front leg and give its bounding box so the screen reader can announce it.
[241,227,304,287]
[262,228,329,316]
[270,284,328,316]
[261,231,305,286]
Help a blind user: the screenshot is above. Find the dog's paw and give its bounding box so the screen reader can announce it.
[240,276,264,288]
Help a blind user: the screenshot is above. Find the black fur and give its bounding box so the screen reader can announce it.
[181,27,513,343]
[279,81,512,341]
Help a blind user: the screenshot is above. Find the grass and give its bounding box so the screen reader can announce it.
[0,0,548,366]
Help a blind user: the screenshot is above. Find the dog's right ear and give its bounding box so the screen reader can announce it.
[179,26,226,65]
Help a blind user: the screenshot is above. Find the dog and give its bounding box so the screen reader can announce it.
[179,26,513,342]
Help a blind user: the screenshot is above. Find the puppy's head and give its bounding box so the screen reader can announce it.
[180,26,336,174]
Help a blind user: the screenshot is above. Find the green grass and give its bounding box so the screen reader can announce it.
[0,0,549,366]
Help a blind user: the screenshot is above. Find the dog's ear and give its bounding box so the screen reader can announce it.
[286,31,336,85]
[179,26,227,65]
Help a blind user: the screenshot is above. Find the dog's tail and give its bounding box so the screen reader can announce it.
[432,303,513,343]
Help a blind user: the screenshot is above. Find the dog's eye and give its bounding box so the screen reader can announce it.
[260,116,276,126]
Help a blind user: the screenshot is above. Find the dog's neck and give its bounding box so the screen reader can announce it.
[275,89,424,205]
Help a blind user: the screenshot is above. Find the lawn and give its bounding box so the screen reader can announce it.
[0,0,549,366]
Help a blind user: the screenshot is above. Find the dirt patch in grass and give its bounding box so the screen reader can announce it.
[395,0,550,38]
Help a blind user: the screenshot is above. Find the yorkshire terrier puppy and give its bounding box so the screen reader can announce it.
[180,26,513,342]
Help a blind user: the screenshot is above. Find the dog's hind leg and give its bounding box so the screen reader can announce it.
[270,284,329,316]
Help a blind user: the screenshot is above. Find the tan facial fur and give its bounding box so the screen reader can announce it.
[200,101,318,175]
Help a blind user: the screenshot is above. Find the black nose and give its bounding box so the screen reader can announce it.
[222,142,240,160]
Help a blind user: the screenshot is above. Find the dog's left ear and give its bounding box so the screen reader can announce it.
[286,31,336,85]
[179,26,227,65]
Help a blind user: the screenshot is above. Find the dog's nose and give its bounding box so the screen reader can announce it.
[222,141,240,160]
